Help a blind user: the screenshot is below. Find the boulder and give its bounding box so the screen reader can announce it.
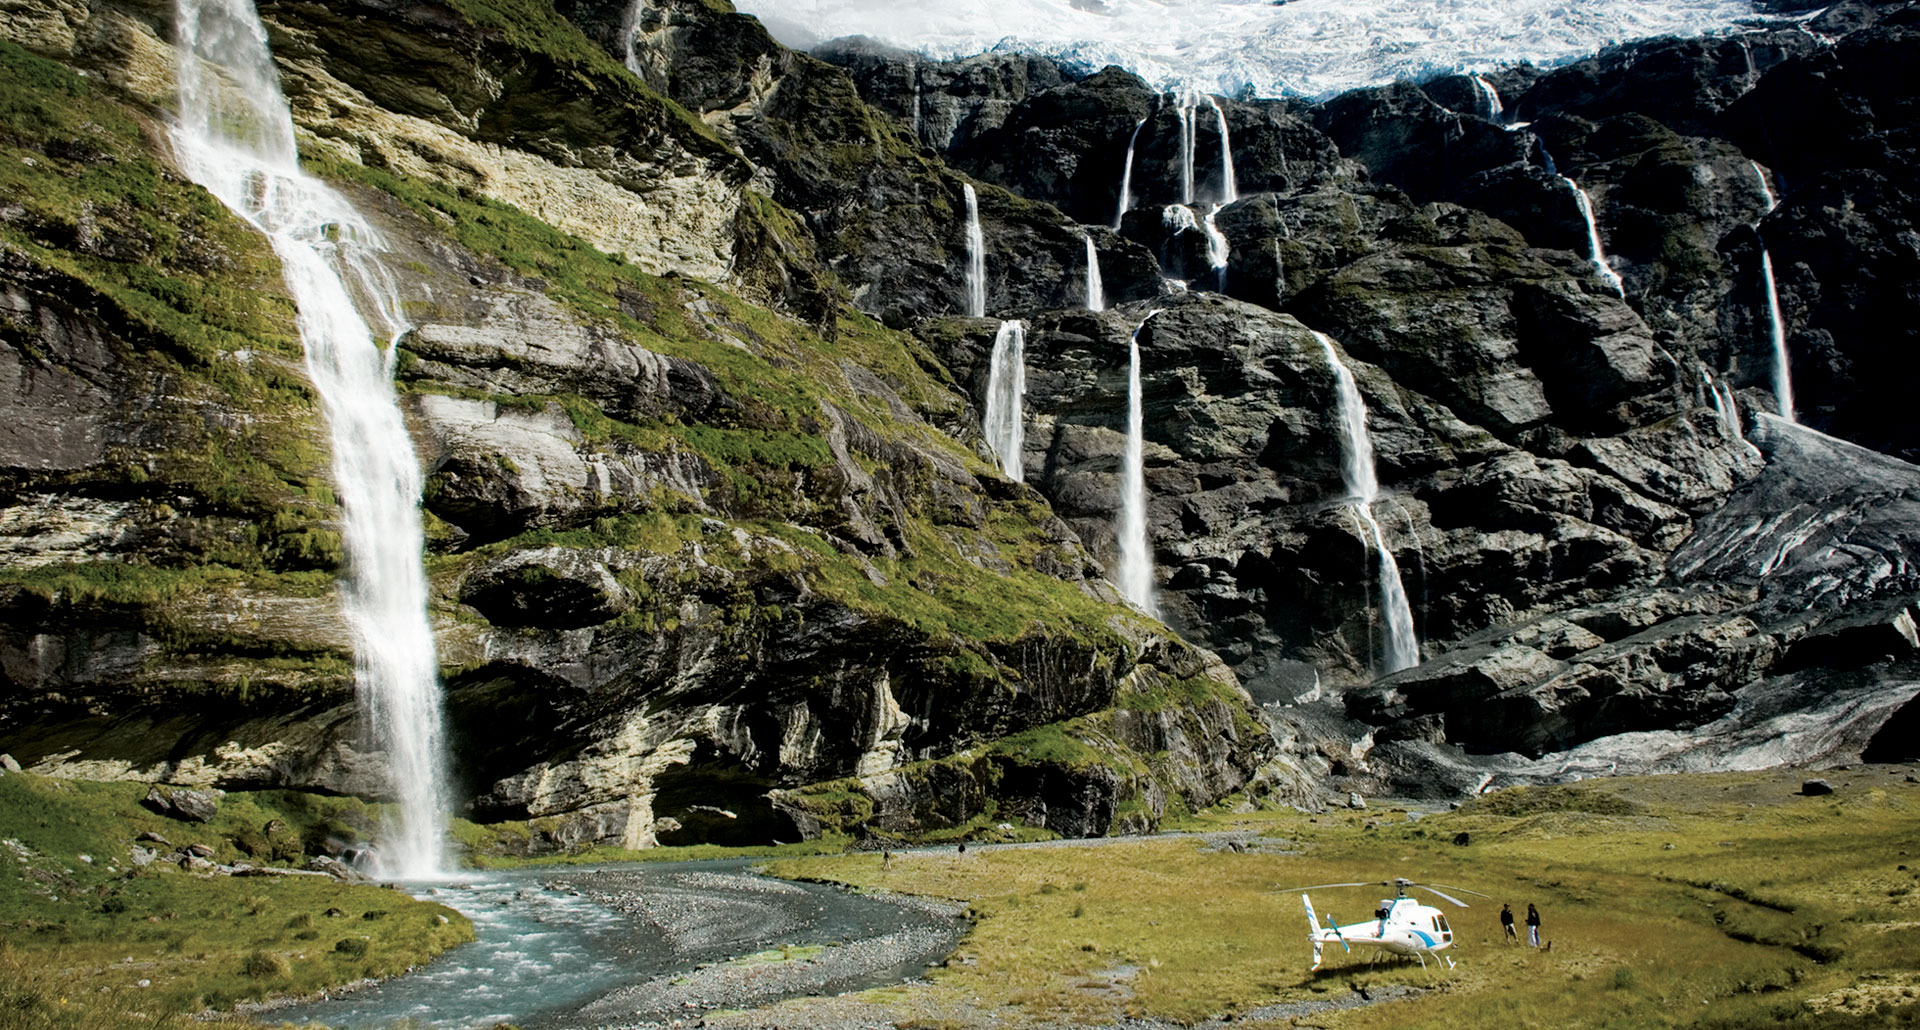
[142,786,219,824]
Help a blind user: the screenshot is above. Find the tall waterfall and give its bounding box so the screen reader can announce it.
[1113,114,1148,230]
[1760,250,1795,422]
[1084,234,1106,312]
[173,0,448,876]
[1750,161,1796,422]
[1470,76,1504,122]
[1316,332,1419,676]
[1206,96,1237,204]
[1561,175,1625,297]
[1116,312,1162,615]
[983,320,1027,481]
[1175,100,1196,205]
[962,183,986,317]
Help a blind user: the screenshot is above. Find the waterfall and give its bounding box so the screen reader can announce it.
[1272,238,1286,305]
[1201,206,1229,292]
[1750,161,1795,422]
[1560,175,1625,297]
[1206,96,1238,204]
[1752,161,1776,213]
[1084,233,1106,312]
[1470,76,1504,122]
[1176,99,1196,206]
[1760,250,1796,422]
[983,320,1027,481]
[910,59,923,145]
[962,184,986,317]
[1116,311,1163,615]
[1113,114,1148,230]
[1315,332,1419,676]
[172,0,447,877]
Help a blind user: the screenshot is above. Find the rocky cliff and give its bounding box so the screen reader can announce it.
[1,0,1916,852]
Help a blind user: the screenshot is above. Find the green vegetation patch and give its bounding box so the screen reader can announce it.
[0,773,472,1024]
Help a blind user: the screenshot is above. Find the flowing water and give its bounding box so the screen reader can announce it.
[1561,175,1625,297]
[1114,113,1149,229]
[963,183,987,317]
[1760,250,1795,421]
[277,862,964,1030]
[1316,333,1419,675]
[1176,99,1196,205]
[172,0,448,877]
[984,320,1028,481]
[1085,233,1106,312]
[1201,205,1230,292]
[1471,75,1504,121]
[1207,95,1238,204]
[1117,311,1163,615]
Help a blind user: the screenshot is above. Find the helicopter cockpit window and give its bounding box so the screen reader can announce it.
[1437,915,1452,933]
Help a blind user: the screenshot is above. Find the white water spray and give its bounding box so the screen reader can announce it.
[1113,114,1148,230]
[1752,161,1776,213]
[1561,175,1625,297]
[1116,312,1162,615]
[1084,233,1106,312]
[1201,206,1230,292]
[173,0,447,877]
[1315,332,1419,675]
[983,320,1027,481]
[962,183,986,317]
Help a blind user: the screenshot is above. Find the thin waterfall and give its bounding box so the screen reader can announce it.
[1084,233,1106,312]
[1315,332,1419,675]
[1113,114,1148,230]
[1206,96,1237,204]
[1471,75,1504,122]
[1752,161,1777,213]
[910,59,923,145]
[1561,175,1625,297]
[1761,250,1795,422]
[983,320,1026,481]
[962,184,986,317]
[172,0,447,877]
[1750,161,1796,422]
[1176,99,1196,206]
[1117,311,1163,615]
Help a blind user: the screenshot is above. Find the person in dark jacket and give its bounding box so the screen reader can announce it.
[1501,902,1517,943]
[1526,902,1542,947]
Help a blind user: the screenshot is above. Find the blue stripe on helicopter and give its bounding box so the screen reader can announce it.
[1411,930,1436,948]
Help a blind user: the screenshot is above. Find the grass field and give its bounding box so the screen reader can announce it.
[763,767,1920,1028]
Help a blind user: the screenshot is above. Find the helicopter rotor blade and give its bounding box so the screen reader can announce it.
[1272,882,1381,893]
[1424,882,1491,899]
[1417,885,1472,908]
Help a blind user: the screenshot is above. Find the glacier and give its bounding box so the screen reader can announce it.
[739,0,1788,99]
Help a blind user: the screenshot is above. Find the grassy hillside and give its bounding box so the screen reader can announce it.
[763,768,1920,1028]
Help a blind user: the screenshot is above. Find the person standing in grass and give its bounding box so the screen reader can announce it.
[1501,902,1517,943]
[1526,902,1541,947]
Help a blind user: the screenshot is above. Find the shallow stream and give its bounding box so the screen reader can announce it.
[274,858,963,1029]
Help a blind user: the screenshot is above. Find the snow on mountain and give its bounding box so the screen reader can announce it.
[736,0,1782,99]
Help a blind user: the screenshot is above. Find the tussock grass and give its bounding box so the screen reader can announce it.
[767,768,1920,1028]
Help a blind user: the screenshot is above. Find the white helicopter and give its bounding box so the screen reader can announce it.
[1283,878,1488,972]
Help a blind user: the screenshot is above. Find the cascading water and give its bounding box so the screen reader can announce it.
[1760,250,1795,422]
[962,183,986,317]
[983,320,1027,481]
[172,0,448,877]
[1201,207,1230,292]
[1315,332,1419,676]
[1470,75,1504,122]
[1206,95,1237,204]
[1113,113,1148,230]
[1175,99,1196,206]
[1561,175,1625,297]
[1084,233,1106,312]
[1116,312,1162,615]
[1749,161,1796,422]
